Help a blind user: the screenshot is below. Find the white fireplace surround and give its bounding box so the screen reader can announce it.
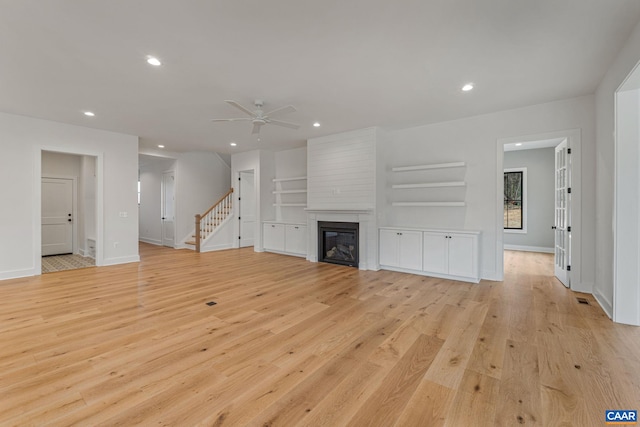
[305,209,377,270]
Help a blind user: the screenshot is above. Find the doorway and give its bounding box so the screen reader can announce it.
[239,170,256,247]
[38,150,101,274]
[497,130,583,290]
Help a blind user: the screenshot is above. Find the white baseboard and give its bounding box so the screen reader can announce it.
[593,287,613,319]
[139,237,162,246]
[504,244,554,253]
[0,268,36,281]
[102,255,140,266]
[200,243,234,253]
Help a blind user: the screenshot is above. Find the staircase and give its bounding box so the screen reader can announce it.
[185,188,233,252]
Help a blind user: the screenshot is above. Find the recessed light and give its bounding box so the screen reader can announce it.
[462,83,474,92]
[313,122,321,127]
[515,143,523,146]
[146,56,162,66]
[230,142,237,147]
[157,145,165,148]
[84,111,95,117]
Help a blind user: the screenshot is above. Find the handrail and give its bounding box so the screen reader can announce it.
[201,188,234,218]
[194,188,234,252]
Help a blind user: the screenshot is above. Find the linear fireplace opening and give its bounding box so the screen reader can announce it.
[318,221,359,268]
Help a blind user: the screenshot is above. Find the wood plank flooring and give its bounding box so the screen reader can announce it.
[0,245,638,426]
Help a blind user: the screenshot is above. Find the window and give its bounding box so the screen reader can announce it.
[504,168,527,232]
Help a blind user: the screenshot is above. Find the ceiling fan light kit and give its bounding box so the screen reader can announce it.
[211,99,301,135]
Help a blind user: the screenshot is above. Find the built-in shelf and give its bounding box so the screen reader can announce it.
[392,181,466,189]
[273,189,308,194]
[274,203,307,207]
[272,176,307,182]
[392,162,466,172]
[392,202,466,207]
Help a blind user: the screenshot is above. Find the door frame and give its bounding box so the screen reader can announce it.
[34,147,104,274]
[496,129,584,291]
[41,175,78,255]
[613,61,640,325]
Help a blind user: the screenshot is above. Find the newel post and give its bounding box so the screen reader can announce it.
[195,214,201,253]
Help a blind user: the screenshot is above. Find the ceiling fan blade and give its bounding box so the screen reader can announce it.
[265,105,296,117]
[251,123,262,134]
[269,119,300,130]
[211,118,252,122]
[225,100,255,117]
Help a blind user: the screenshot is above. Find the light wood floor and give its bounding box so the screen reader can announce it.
[0,245,638,426]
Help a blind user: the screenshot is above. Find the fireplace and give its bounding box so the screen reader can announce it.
[318,221,359,267]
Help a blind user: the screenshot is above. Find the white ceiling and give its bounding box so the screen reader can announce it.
[2,1,640,155]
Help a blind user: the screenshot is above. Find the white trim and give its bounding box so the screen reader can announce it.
[102,255,140,266]
[504,244,553,253]
[0,268,37,281]
[200,243,234,253]
[496,129,582,290]
[594,287,613,319]
[503,167,527,234]
[139,237,162,246]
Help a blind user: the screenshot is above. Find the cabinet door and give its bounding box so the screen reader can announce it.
[285,224,307,255]
[263,223,285,251]
[448,234,476,279]
[379,229,400,267]
[423,232,448,274]
[398,230,423,270]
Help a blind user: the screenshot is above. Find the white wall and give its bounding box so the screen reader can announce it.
[174,152,231,244]
[139,156,176,245]
[307,128,377,210]
[384,95,596,286]
[594,19,640,319]
[0,111,139,280]
[503,148,555,251]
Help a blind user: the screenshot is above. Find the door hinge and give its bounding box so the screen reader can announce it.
[567,265,571,271]
[238,216,241,220]
[238,176,241,181]
[568,148,572,154]
[567,226,571,232]
[238,197,241,201]
[567,187,572,193]
[238,236,241,240]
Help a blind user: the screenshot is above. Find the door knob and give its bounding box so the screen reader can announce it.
[68,218,72,222]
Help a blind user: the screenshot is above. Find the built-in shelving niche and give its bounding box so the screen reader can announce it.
[390,162,467,207]
[272,176,307,208]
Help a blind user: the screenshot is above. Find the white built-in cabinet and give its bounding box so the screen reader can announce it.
[379,229,423,271]
[379,227,480,283]
[263,221,307,257]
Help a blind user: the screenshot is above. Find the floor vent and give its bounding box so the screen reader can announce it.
[206,301,217,306]
[576,297,590,305]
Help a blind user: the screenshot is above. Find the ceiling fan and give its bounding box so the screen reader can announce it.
[211,99,300,135]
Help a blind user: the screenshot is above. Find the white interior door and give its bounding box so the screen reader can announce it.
[554,139,570,287]
[42,178,73,256]
[239,170,255,247]
[161,171,175,247]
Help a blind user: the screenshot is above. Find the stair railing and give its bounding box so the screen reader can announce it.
[194,188,233,252]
